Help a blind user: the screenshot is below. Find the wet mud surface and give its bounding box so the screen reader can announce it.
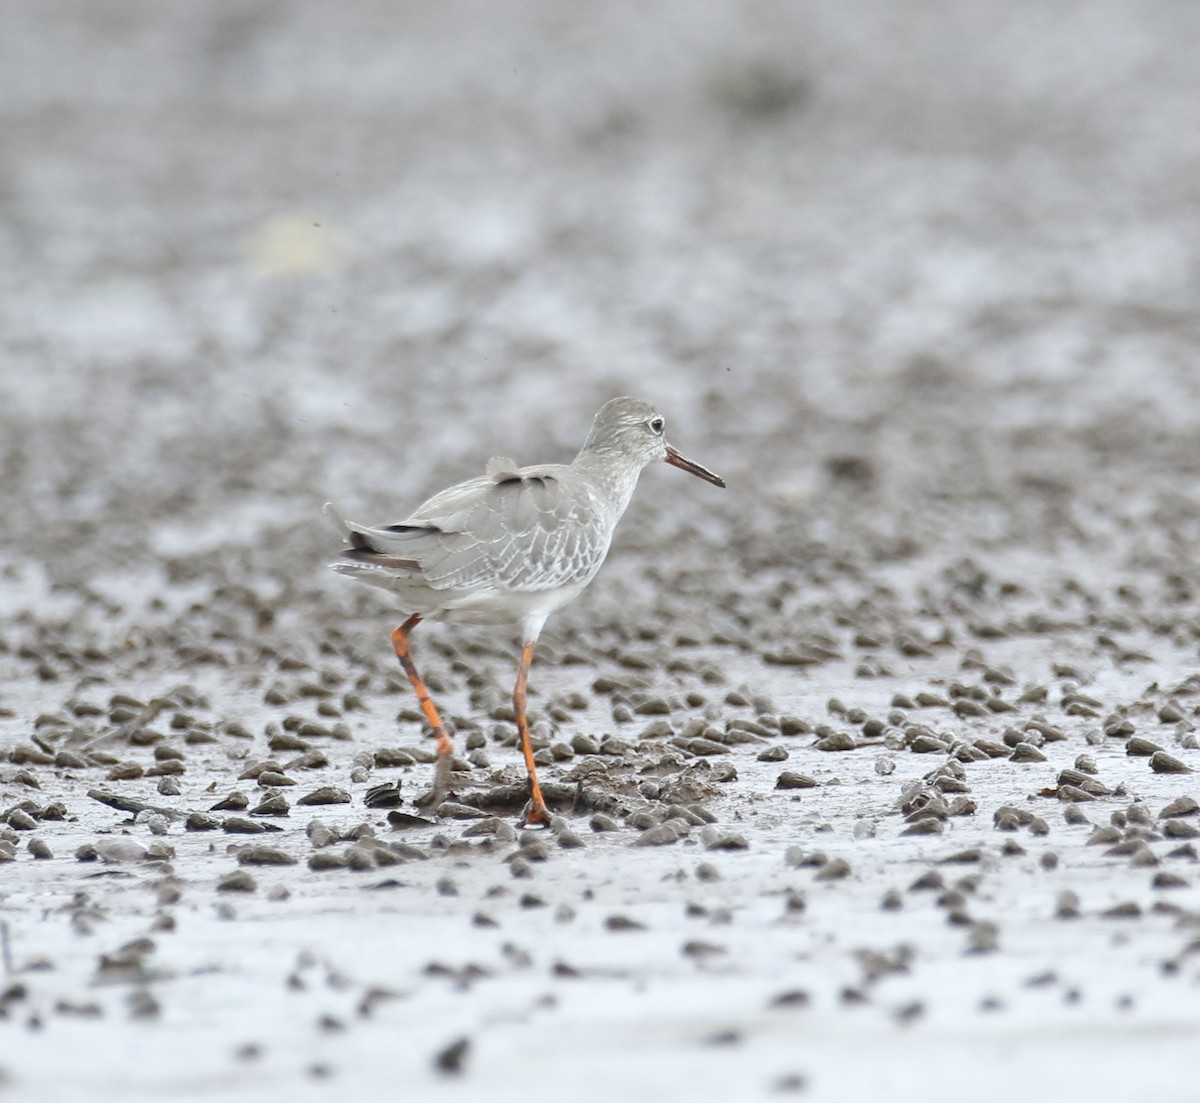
[3,3,1200,1101]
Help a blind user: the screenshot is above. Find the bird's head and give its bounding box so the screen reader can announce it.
[582,396,725,487]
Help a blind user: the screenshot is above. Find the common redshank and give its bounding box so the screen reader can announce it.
[326,396,725,825]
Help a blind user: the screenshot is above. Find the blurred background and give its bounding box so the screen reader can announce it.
[3,0,1200,602]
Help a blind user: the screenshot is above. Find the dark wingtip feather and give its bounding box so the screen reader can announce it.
[339,547,421,571]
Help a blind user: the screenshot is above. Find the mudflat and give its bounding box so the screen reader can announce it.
[1,4,1198,1101]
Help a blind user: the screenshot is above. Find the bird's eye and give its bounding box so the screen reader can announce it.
[648,417,665,435]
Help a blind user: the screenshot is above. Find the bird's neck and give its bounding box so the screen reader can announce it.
[572,447,644,519]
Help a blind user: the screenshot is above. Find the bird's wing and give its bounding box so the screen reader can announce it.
[328,464,609,593]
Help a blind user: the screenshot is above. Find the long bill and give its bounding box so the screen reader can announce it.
[664,443,726,488]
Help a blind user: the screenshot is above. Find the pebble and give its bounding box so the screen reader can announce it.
[285,750,329,770]
[237,845,297,866]
[814,858,851,881]
[95,839,148,863]
[909,871,944,892]
[250,793,290,816]
[1057,768,1110,796]
[1150,751,1191,774]
[1052,866,1080,899]
[433,1036,470,1076]
[212,791,249,812]
[775,771,818,790]
[628,809,662,830]
[993,805,1032,830]
[1009,742,1047,763]
[604,915,645,932]
[217,870,257,892]
[1160,796,1199,818]
[814,732,857,752]
[297,787,351,806]
[1152,872,1189,889]
[939,848,983,865]
[373,748,416,767]
[106,762,144,781]
[128,989,160,1020]
[635,825,679,847]
[516,835,552,860]
[344,845,377,870]
[6,809,36,831]
[1158,701,1186,723]
[965,922,999,954]
[10,744,54,766]
[703,831,749,851]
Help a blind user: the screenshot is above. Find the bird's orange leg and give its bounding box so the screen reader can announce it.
[514,641,552,827]
[390,614,453,810]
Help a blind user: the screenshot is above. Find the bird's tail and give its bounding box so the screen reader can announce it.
[323,502,423,571]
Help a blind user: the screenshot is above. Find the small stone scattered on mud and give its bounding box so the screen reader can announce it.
[1150,751,1191,774]
[236,845,297,866]
[217,871,257,893]
[297,787,352,806]
[604,915,646,932]
[433,1036,470,1076]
